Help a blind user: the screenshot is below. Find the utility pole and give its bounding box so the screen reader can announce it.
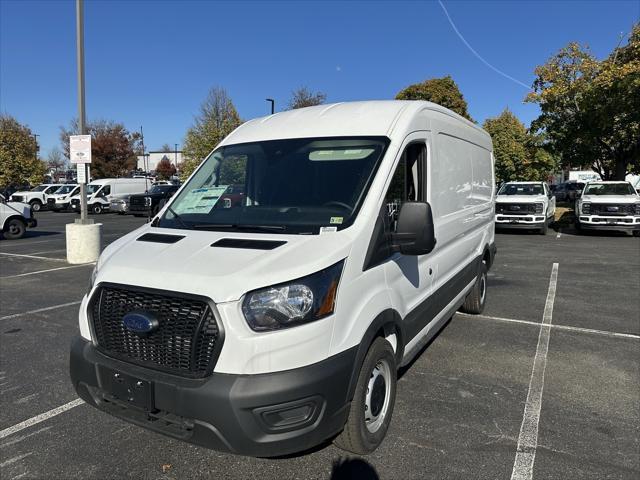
[32,134,40,162]
[76,0,90,224]
[266,98,275,115]
[174,143,178,171]
[140,126,148,192]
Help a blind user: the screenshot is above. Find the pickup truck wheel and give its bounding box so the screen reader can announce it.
[334,337,397,455]
[3,218,26,240]
[539,219,549,235]
[29,200,42,212]
[460,262,488,314]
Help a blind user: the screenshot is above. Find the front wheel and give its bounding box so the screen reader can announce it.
[3,218,26,240]
[460,261,488,314]
[90,204,103,214]
[29,200,42,212]
[334,337,397,455]
[539,220,548,235]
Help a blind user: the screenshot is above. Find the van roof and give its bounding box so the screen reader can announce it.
[221,100,489,146]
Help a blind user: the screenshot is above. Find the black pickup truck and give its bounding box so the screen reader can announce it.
[127,184,179,217]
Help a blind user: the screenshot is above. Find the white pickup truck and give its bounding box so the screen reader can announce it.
[1,194,38,240]
[575,181,640,236]
[495,181,556,235]
[9,184,64,211]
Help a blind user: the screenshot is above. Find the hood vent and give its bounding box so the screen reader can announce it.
[211,238,286,250]
[137,233,185,244]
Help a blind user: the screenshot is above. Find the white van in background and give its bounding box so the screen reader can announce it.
[9,184,64,211]
[70,101,496,457]
[47,184,80,211]
[69,178,150,214]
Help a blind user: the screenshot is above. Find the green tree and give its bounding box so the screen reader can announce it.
[0,114,46,187]
[182,87,242,179]
[483,109,557,182]
[527,24,640,180]
[60,119,141,178]
[160,143,174,153]
[287,86,327,110]
[396,75,474,121]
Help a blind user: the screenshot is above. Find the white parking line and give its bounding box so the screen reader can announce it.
[0,301,82,321]
[457,313,640,340]
[0,263,93,279]
[556,231,561,239]
[0,398,84,440]
[0,252,67,262]
[511,262,558,480]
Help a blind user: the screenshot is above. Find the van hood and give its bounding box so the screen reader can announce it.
[96,225,353,303]
[3,201,31,217]
[496,195,546,204]
[581,195,639,204]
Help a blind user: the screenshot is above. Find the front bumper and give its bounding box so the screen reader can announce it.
[577,215,640,231]
[70,337,355,457]
[495,215,546,229]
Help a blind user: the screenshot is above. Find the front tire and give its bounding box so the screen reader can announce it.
[90,204,103,214]
[539,218,549,235]
[29,200,42,212]
[3,218,26,240]
[334,337,397,455]
[460,261,488,314]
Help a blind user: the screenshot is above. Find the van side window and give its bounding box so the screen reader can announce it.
[101,185,111,196]
[384,143,426,232]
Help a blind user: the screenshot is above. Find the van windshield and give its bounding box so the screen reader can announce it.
[86,184,102,195]
[53,185,77,195]
[498,183,544,195]
[158,137,389,234]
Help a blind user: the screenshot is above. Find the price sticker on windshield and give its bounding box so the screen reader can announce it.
[70,135,92,164]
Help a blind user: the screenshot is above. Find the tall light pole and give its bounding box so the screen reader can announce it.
[174,143,178,171]
[140,126,148,191]
[266,98,275,115]
[76,0,90,224]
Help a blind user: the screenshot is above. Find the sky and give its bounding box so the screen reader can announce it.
[1,0,638,160]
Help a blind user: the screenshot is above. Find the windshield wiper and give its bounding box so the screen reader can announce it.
[165,206,192,230]
[191,223,286,232]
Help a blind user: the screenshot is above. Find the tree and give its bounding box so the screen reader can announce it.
[155,156,176,180]
[0,114,46,187]
[483,109,557,182]
[46,148,66,175]
[287,87,327,110]
[527,24,640,180]
[60,119,141,178]
[181,87,242,179]
[396,75,474,121]
[160,143,174,153]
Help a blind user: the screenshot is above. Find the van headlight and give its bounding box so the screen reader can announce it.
[242,260,344,331]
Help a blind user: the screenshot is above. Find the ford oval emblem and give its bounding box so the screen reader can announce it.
[122,311,159,334]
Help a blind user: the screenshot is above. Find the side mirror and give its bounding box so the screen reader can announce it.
[392,202,436,256]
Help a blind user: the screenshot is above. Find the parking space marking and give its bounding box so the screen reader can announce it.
[511,262,558,480]
[0,301,82,321]
[0,263,94,279]
[457,312,640,340]
[556,231,561,239]
[0,398,84,440]
[0,252,67,262]
[0,239,60,249]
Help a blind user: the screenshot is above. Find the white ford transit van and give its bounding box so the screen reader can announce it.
[70,101,496,456]
[69,178,150,214]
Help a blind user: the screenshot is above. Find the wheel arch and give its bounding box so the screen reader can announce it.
[345,309,404,403]
[2,214,26,231]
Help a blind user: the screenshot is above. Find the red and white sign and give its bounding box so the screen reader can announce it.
[70,135,92,164]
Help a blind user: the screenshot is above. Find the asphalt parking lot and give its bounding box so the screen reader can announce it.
[1,212,638,480]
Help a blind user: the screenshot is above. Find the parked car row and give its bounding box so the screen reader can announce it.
[495,180,640,236]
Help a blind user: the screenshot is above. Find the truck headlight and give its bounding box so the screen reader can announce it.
[534,203,543,214]
[581,202,591,214]
[634,203,640,216]
[144,196,152,207]
[242,260,344,331]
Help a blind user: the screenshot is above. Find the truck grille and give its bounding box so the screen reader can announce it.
[90,285,221,378]
[496,203,538,214]
[589,203,636,216]
[129,196,147,207]
[11,195,23,202]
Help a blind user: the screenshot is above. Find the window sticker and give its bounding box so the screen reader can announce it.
[320,226,338,233]
[329,216,343,224]
[173,185,229,214]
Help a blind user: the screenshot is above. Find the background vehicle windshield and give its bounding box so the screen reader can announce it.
[30,185,48,192]
[159,137,388,234]
[149,185,174,194]
[86,184,102,195]
[584,183,635,195]
[54,185,76,194]
[498,183,543,195]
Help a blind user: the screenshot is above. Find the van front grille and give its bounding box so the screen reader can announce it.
[90,285,221,378]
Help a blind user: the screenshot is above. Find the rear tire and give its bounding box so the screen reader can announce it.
[29,200,42,212]
[3,218,26,240]
[460,262,488,314]
[334,338,397,455]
